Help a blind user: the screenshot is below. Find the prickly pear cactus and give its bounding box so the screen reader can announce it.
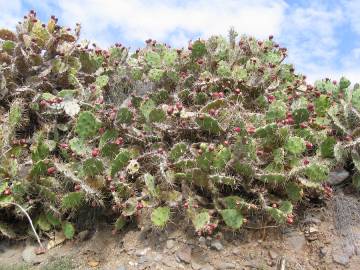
[324,77,360,188]
[0,11,348,241]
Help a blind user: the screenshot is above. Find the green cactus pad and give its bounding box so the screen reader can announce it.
[75,111,101,138]
[145,51,161,67]
[304,163,329,182]
[83,158,104,177]
[111,150,131,177]
[149,108,166,123]
[140,99,156,121]
[169,143,188,162]
[117,108,133,124]
[259,173,286,183]
[151,207,170,228]
[314,95,331,116]
[266,100,287,121]
[292,108,309,124]
[30,161,47,178]
[255,123,277,138]
[220,209,243,229]
[320,137,336,158]
[114,217,127,231]
[196,115,223,134]
[9,100,23,128]
[148,68,165,82]
[61,191,85,210]
[62,222,75,239]
[122,197,137,216]
[69,137,90,155]
[95,75,109,89]
[285,136,306,155]
[99,129,119,148]
[191,40,207,59]
[163,50,177,66]
[213,147,231,170]
[192,212,210,231]
[286,183,303,202]
[144,173,159,198]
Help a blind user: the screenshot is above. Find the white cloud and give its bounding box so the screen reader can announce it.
[50,0,287,47]
[343,0,360,35]
[0,0,22,28]
[0,0,359,83]
[279,2,345,80]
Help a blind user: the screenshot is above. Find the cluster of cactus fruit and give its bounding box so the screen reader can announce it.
[0,12,359,241]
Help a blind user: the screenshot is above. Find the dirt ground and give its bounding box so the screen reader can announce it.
[0,189,359,270]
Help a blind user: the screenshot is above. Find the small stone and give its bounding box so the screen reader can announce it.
[200,264,215,270]
[303,217,321,225]
[138,256,149,264]
[327,169,349,185]
[232,247,241,256]
[319,247,327,258]
[163,259,179,268]
[135,247,150,257]
[215,262,235,269]
[78,230,90,241]
[117,266,127,270]
[192,260,203,270]
[285,232,306,252]
[154,254,162,262]
[268,250,278,260]
[333,253,350,266]
[309,225,318,234]
[210,240,224,251]
[166,239,176,249]
[87,260,100,267]
[176,245,192,264]
[198,236,206,246]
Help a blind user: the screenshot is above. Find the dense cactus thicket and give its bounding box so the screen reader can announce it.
[0,11,358,241]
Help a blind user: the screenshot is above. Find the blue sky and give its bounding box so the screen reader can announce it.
[1,0,360,83]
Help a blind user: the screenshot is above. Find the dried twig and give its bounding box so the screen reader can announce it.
[0,202,44,249]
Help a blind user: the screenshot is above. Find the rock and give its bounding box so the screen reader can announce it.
[327,169,349,185]
[304,225,319,241]
[176,245,192,264]
[268,250,278,260]
[22,245,45,265]
[47,230,66,249]
[166,239,176,249]
[87,259,100,267]
[215,262,236,269]
[135,247,151,257]
[138,256,150,264]
[117,266,127,270]
[200,264,215,270]
[210,240,224,251]
[285,232,306,252]
[154,254,162,262]
[303,217,321,225]
[319,247,327,258]
[333,253,350,266]
[198,236,206,246]
[78,230,90,241]
[163,258,180,268]
[192,260,204,270]
[232,247,241,255]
